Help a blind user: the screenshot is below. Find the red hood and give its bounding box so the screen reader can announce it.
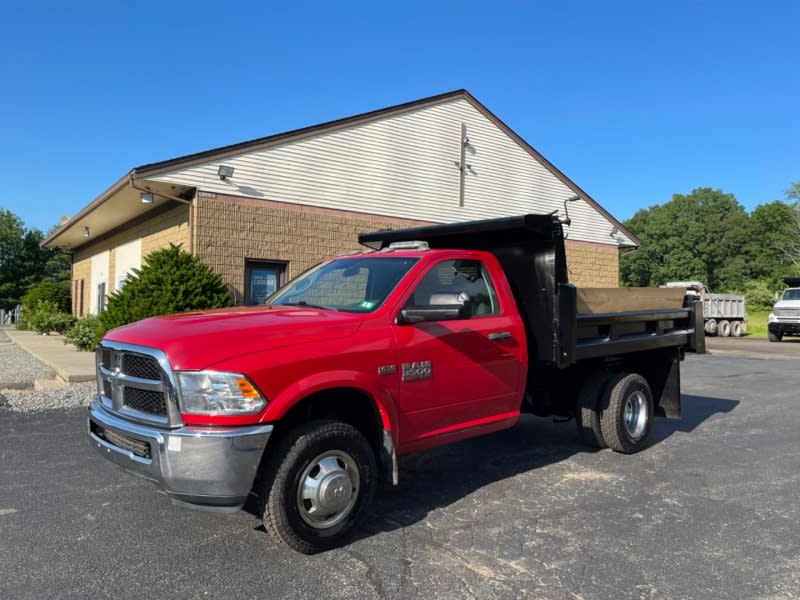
[103,306,364,370]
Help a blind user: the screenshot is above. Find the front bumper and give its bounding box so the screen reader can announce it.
[88,398,272,510]
[768,321,800,336]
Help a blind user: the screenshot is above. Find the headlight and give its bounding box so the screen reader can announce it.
[768,313,777,323]
[177,371,267,415]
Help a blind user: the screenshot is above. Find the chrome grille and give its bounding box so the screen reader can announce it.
[96,342,178,426]
[122,354,162,380]
[774,308,800,318]
[124,388,167,415]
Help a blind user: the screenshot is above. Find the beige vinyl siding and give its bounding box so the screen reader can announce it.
[150,98,632,247]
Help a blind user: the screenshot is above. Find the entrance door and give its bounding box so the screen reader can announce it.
[245,260,286,305]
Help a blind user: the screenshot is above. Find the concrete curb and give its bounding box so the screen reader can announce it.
[4,329,95,383]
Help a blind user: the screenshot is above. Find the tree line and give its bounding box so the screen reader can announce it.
[620,183,800,308]
[0,209,70,311]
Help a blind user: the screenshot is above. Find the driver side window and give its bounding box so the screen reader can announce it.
[405,259,499,316]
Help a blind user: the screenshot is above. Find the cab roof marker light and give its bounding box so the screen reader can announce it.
[387,241,430,251]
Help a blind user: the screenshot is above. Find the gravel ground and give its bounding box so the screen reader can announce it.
[0,381,95,413]
[0,332,55,388]
[0,328,94,412]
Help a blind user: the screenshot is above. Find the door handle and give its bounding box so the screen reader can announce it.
[488,331,512,341]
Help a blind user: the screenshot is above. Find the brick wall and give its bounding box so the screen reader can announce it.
[194,195,430,303]
[565,240,619,287]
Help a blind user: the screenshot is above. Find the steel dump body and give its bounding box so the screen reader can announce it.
[360,214,703,368]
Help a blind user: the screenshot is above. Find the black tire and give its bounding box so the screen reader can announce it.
[718,320,731,337]
[576,371,611,449]
[731,321,743,337]
[258,420,376,554]
[599,373,654,454]
[704,319,718,336]
[768,331,782,342]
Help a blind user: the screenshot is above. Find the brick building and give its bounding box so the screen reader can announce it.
[43,90,638,316]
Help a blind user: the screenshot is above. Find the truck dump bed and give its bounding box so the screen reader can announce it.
[360,214,704,367]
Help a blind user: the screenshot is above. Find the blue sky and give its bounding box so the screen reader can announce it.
[1,0,798,233]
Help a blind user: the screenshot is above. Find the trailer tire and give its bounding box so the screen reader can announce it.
[258,420,376,554]
[718,320,731,337]
[599,373,654,454]
[731,321,743,337]
[768,331,782,342]
[576,371,610,449]
[704,319,717,336]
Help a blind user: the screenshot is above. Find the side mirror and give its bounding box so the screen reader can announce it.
[397,303,472,324]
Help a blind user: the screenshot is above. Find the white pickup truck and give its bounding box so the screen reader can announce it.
[768,277,800,342]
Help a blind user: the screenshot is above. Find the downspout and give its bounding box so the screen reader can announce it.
[128,172,195,254]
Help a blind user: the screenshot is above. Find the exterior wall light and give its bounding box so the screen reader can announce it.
[83,227,90,237]
[218,165,234,180]
[140,191,154,204]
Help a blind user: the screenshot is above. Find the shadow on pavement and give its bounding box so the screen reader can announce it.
[244,393,739,542]
[650,393,739,444]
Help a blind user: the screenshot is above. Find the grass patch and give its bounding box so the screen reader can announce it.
[746,310,769,337]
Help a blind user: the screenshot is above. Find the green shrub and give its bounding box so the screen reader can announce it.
[23,299,76,334]
[18,280,71,330]
[99,244,232,333]
[739,279,778,312]
[22,280,71,313]
[64,315,105,351]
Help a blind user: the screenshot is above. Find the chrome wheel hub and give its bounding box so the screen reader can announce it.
[297,450,359,529]
[624,390,648,440]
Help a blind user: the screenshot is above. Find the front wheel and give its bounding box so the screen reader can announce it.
[258,421,376,554]
[599,373,654,454]
[768,331,782,342]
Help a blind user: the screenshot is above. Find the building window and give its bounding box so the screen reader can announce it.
[96,282,106,314]
[245,260,287,305]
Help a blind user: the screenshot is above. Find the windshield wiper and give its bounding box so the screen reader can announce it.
[282,301,339,311]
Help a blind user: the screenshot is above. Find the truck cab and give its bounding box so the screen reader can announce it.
[768,277,800,342]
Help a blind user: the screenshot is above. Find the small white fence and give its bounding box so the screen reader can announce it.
[0,305,22,325]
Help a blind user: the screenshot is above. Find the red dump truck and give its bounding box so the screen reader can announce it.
[88,214,703,553]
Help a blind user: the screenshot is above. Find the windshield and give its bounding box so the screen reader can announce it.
[783,289,800,301]
[267,256,419,312]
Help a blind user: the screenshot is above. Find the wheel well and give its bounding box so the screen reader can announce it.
[272,388,384,459]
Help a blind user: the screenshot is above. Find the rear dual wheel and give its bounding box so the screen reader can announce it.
[718,320,732,337]
[599,373,654,454]
[577,371,654,454]
[730,321,743,337]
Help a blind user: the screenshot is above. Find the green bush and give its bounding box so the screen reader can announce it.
[64,315,105,351]
[18,280,71,330]
[739,279,778,312]
[23,299,76,334]
[99,244,232,334]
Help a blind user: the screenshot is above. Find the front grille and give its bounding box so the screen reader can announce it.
[124,388,167,416]
[775,308,800,318]
[123,354,162,380]
[92,423,151,459]
[97,343,174,423]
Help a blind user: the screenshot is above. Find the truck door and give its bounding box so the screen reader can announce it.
[391,258,525,449]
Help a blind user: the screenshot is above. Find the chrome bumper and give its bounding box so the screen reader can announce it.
[88,398,272,510]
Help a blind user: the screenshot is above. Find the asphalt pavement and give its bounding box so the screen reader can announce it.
[1,347,798,599]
